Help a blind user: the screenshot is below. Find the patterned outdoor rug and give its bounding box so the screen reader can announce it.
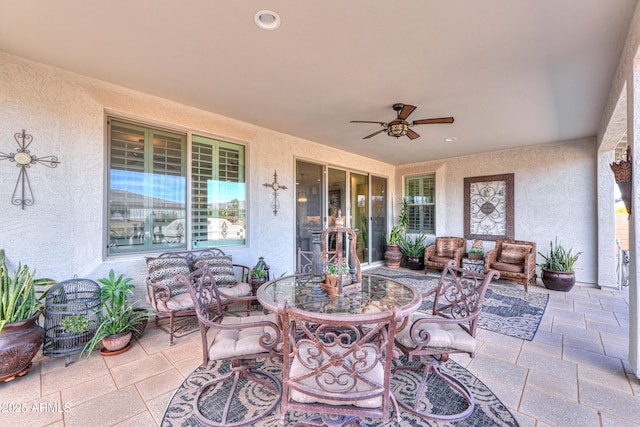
[158,316,200,339]
[367,267,548,341]
[162,357,518,427]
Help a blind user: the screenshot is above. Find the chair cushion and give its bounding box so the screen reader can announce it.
[194,255,238,287]
[428,255,453,264]
[289,345,383,408]
[148,291,194,312]
[217,282,252,302]
[396,312,477,353]
[435,238,457,257]
[208,313,278,360]
[491,261,525,274]
[146,256,191,296]
[499,243,531,265]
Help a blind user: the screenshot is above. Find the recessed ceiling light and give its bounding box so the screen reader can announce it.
[254,10,281,30]
[445,137,457,142]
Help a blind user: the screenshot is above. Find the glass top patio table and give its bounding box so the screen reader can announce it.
[256,273,422,316]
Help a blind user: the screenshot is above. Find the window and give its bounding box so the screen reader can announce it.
[107,119,246,255]
[405,174,435,234]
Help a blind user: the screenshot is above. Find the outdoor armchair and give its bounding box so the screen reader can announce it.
[394,260,499,421]
[484,239,536,291]
[424,237,466,272]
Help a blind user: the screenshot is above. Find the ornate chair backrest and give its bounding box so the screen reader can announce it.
[173,265,225,325]
[320,210,361,291]
[279,301,401,423]
[433,260,500,336]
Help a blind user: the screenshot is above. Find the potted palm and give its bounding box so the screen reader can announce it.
[398,233,427,270]
[82,270,147,356]
[385,199,410,268]
[538,238,582,292]
[0,250,56,382]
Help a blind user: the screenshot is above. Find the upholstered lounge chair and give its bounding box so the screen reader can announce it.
[484,239,536,291]
[424,237,466,272]
[395,260,500,421]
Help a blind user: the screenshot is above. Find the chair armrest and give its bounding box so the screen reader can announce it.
[524,252,536,276]
[233,263,251,282]
[145,276,174,304]
[198,314,281,354]
[484,249,497,273]
[453,246,465,266]
[425,245,436,260]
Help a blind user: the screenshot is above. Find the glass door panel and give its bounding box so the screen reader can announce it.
[295,160,323,253]
[370,175,388,263]
[350,172,369,264]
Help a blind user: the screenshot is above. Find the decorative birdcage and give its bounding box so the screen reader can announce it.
[43,278,101,364]
[611,146,632,216]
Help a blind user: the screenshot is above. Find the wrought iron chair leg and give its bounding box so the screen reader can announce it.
[193,364,281,427]
[395,358,475,421]
[169,314,175,346]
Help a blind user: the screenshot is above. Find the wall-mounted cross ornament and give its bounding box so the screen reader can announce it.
[263,170,287,215]
[0,129,60,209]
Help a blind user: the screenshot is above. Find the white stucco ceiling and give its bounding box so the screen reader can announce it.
[0,0,637,165]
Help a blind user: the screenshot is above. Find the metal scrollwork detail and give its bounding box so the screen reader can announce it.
[0,129,60,209]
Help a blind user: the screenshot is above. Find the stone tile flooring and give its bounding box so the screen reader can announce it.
[1,280,639,426]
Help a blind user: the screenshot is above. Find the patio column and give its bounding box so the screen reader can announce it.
[629,57,640,379]
[596,150,618,289]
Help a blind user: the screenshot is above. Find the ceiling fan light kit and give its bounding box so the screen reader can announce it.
[351,103,454,140]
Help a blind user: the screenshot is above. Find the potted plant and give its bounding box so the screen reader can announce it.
[398,233,427,270]
[0,250,56,382]
[322,260,351,294]
[57,313,91,349]
[250,264,268,288]
[81,270,147,356]
[468,248,484,260]
[538,238,583,292]
[385,199,409,268]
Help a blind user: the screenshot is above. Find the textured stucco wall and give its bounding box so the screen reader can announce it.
[0,52,395,303]
[395,139,598,286]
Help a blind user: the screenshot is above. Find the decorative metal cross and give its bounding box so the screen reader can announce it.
[263,170,287,215]
[0,129,60,209]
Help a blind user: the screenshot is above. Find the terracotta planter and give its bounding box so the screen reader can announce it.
[0,313,45,382]
[406,255,424,270]
[102,331,132,352]
[384,244,402,269]
[541,270,576,292]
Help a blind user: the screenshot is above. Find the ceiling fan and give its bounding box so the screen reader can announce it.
[350,103,454,140]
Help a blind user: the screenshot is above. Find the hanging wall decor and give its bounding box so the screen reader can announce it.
[0,129,60,209]
[263,170,287,215]
[464,173,514,241]
[610,146,631,216]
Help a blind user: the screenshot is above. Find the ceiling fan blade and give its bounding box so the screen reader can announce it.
[363,129,387,139]
[406,129,420,140]
[350,120,387,125]
[398,104,417,120]
[412,117,455,125]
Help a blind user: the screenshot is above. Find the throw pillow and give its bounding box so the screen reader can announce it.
[194,255,238,287]
[435,238,457,258]
[146,256,191,295]
[499,243,531,265]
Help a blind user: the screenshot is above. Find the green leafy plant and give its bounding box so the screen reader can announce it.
[326,261,349,276]
[0,250,56,333]
[537,238,582,272]
[81,269,146,357]
[469,248,484,255]
[250,265,267,279]
[387,198,410,246]
[398,233,427,257]
[61,313,90,335]
[386,225,403,245]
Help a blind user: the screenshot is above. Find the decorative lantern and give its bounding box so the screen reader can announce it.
[611,146,631,216]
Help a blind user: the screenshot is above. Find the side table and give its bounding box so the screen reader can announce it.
[461,257,484,274]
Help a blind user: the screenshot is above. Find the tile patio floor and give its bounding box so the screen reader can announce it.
[1,277,639,427]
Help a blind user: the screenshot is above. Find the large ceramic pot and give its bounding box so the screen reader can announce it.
[406,256,424,270]
[102,331,132,352]
[384,244,402,269]
[541,270,576,292]
[0,313,45,382]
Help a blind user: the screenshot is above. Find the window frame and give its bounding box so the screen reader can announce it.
[104,114,248,257]
[404,173,436,234]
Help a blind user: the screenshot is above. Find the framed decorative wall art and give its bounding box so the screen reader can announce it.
[464,173,514,241]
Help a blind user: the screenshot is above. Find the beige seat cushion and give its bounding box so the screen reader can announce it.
[289,345,383,408]
[491,261,525,274]
[217,282,252,302]
[429,255,453,264]
[147,292,194,312]
[396,312,477,353]
[208,313,278,360]
[499,243,531,265]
